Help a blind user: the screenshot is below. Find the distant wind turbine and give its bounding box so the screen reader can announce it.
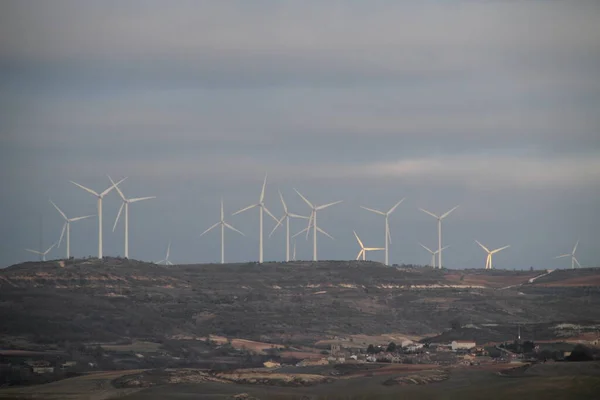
[49,199,94,259]
[361,198,405,265]
[269,190,309,262]
[232,174,278,263]
[201,198,245,264]
[354,231,384,261]
[156,241,173,265]
[70,177,126,258]
[109,176,156,259]
[419,205,459,269]
[555,241,581,269]
[475,240,510,269]
[292,189,342,262]
[419,243,450,268]
[25,243,56,262]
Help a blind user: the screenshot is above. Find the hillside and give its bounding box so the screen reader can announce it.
[1,259,599,348]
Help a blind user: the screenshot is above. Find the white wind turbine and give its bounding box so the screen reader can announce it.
[232,174,278,263]
[353,231,384,261]
[25,243,56,262]
[419,205,459,269]
[70,177,126,258]
[109,176,156,259]
[555,241,581,269]
[419,243,450,268]
[201,198,245,264]
[156,241,173,265]
[49,199,94,259]
[475,240,510,269]
[361,198,405,265]
[269,190,309,262]
[292,189,342,262]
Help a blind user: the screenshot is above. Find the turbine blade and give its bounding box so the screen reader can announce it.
[49,199,68,220]
[316,200,342,211]
[356,249,364,260]
[574,257,582,268]
[113,202,125,232]
[25,249,42,255]
[293,188,314,209]
[555,254,570,259]
[103,176,127,197]
[278,190,288,213]
[573,240,579,254]
[353,231,364,249]
[129,196,156,203]
[220,198,224,221]
[107,175,126,200]
[475,240,490,253]
[360,206,385,216]
[69,215,95,222]
[263,206,279,223]
[70,181,99,197]
[441,245,451,251]
[419,208,439,219]
[232,204,258,216]
[365,248,385,251]
[292,227,309,239]
[491,245,510,254]
[386,222,392,244]
[200,222,220,237]
[269,215,285,237]
[419,243,433,254]
[317,226,334,240]
[44,242,56,254]
[260,173,268,203]
[305,212,313,240]
[156,259,166,264]
[288,213,309,219]
[441,205,459,219]
[224,222,245,236]
[58,223,66,248]
[387,198,405,215]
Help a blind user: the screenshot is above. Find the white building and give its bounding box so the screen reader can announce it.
[451,340,476,351]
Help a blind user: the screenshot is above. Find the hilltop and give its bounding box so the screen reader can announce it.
[1,258,599,348]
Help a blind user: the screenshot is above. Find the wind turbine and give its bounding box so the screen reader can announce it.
[70,177,126,258]
[49,199,94,259]
[418,243,450,268]
[475,240,510,269]
[109,176,156,259]
[555,241,581,269]
[156,241,173,265]
[419,205,459,269]
[361,198,405,265]
[269,190,309,262]
[353,231,384,261]
[292,189,342,262]
[25,243,56,262]
[201,198,245,264]
[232,174,278,263]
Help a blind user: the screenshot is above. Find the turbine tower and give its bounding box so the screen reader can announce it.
[292,188,342,262]
[419,205,459,269]
[201,198,245,264]
[269,190,309,262]
[361,198,405,265]
[157,241,173,265]
[109,176,156,259]
[232,174,278,263]
[555,241,581,269]
[292,239,297,261]
[419,243,450,268]
[354,231,384,261]
[25,243,56,262]
[49,199,94,259]
[70,177,126,258]
[475,240,510,269]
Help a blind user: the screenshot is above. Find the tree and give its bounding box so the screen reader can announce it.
[386,342,397,353]
[367,344,376,354]
[450,319,462,330]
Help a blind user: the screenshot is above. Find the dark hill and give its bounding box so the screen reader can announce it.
[1,258,599,347]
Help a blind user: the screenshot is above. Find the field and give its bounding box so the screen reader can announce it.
[3,362,597,400]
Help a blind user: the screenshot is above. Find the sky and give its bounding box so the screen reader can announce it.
[1,0,599,269]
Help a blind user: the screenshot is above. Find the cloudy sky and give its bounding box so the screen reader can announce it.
[1,0,599,269]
